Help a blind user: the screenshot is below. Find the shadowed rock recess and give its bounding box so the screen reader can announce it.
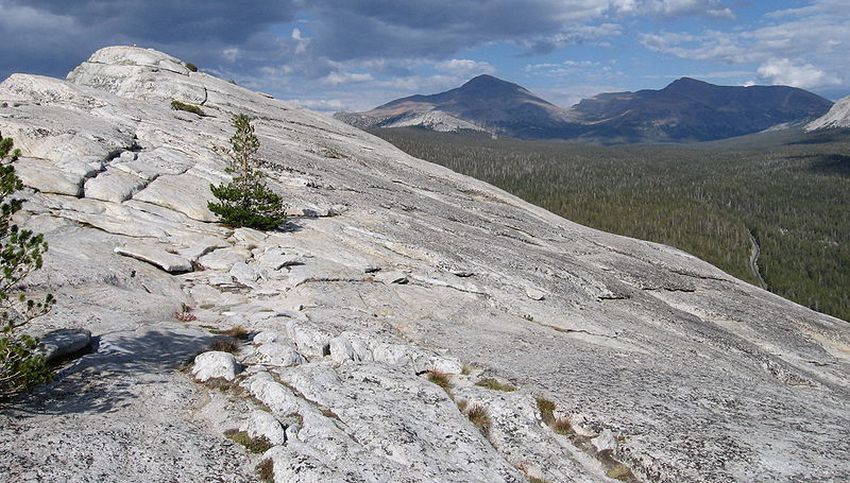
[0,47,848,482]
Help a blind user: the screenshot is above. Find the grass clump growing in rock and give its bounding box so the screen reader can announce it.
[426,370,452,392]
[224,429,272,453]
[606,463,636,482]
[536,396,572,435]
[465,404,492,436]
[210,337,240,354]
[170,100,204,116]
[0,134,55,401]
[217,325,249,339]
[475,377,516,392]
[208,114,287,230]
[257,458,274,482]
[552,417,572,435]
[536,397,556,425]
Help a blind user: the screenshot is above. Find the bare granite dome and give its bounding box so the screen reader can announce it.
[807,95,850,131]
[1,46,848,482]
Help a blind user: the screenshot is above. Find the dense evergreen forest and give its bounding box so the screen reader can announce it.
[374,127,850,322]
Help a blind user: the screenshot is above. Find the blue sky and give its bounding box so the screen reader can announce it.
[1,1,848,112]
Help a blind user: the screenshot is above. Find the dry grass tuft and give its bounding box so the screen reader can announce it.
[224,429,272,454]
[171,99,204,116]
[552,417,572,435]
[536,397,556,425]
[465,404,492,436]
[257,458,274,482]
[606,463,636,481]
[210,337,240,354]
[426,370,453,392]
[219,325,250,339]
[475,377,517,392]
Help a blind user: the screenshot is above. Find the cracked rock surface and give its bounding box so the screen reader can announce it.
[1,46,848,482]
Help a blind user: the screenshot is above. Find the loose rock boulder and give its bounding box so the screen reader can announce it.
[191,351,242,382]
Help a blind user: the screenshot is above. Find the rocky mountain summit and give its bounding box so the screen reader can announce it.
[335,74,579,138]
[1,47,849,482]
[337,75,833,143]
[568,77,833,142]
[806,95,850,131]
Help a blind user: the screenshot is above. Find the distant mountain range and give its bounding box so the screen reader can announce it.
[335,75,834,143]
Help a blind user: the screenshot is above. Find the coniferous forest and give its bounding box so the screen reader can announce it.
[375,127,850,322]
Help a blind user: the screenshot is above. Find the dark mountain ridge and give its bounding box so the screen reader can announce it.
[571,77,834,142]
[335,75,834,143]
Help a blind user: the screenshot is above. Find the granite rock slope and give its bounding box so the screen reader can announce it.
[806,95,850,131]
[0,46,848,483]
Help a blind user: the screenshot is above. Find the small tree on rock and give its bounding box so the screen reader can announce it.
[0,133,54,400]
[208,115,286,230]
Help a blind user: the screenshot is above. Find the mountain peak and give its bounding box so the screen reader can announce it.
[663,77,715,92]
[459,74,524,92]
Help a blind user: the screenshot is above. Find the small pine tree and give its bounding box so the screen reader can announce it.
[0,133,55,400]
[208,115,286,230]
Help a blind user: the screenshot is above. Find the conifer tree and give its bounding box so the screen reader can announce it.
[208,115,286,230]
[0,133,54,400]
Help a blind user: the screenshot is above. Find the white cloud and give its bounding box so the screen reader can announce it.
[639,1,850,89]
[320,71,374,86]
[757,58,839,89]
[291,27,310,55]
[645,0,734,19]
[222,48,239,63]
[435,59,495,75]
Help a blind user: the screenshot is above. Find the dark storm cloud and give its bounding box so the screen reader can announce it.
[306,0,614,60]
[0,0,622,79]
[8,0,297,43]
[0,0,297,78]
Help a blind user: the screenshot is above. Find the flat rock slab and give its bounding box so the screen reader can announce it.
[39,328,92,362]
[14,157,84,196]
[114,243,193,273]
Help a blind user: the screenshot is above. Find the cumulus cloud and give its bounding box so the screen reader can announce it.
[320,71,374,86]
[640,0,849,89]
[435,59,495,76]
[1,0,845,111]
[757,59,839,88]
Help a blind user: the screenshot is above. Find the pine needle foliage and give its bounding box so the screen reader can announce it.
[0,134,55,400]
[208,115,286,230]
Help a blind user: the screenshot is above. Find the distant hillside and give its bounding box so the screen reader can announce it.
[337,76,833,143]
[571,77,834,142]
[334,74,581,139]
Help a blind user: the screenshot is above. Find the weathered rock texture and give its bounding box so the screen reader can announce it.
[806,95,850,131]
[1,47,848,483]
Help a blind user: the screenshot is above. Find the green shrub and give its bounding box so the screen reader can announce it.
[185,62,199,72]
[170,100,204,116]
[0,134,55,400]
[208,115,286,230]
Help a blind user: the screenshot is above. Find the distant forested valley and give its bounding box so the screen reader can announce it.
[374,127,850,322]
